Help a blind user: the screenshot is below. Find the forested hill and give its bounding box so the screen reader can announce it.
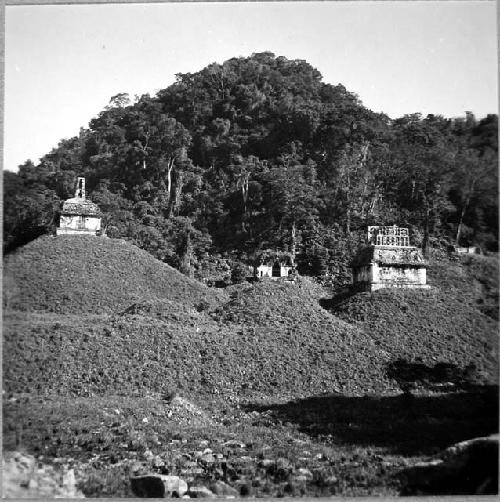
[4,52,498,281]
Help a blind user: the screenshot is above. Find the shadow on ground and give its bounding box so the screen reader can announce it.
[386,359,487,391]
[244,385,498,456]
[318,289,357,312]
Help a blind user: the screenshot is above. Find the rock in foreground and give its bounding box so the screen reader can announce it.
[399,434,499,495]
[2,451,84,498]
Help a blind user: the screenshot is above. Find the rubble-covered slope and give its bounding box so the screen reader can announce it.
[3,237,498,400]
[3,281,395,399]
[3,235,226,313]
[427,253,499,320]
[330,287,498,384]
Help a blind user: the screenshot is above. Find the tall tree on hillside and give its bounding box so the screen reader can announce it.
[452,148,497,246]
[5,52,497,267]
[391,114,456,255]
[264,159,321,265]
[90,180,134,237]
[334,141,371,234]
[122,96,192,203]
[3,167,60,252]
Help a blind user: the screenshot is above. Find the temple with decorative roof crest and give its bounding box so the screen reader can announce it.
[56,177,102,236]
[351,225,429,291]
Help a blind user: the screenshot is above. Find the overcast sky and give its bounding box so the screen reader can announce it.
[4,1,498,172]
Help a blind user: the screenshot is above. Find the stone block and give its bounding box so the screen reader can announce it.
[130,474,188,497]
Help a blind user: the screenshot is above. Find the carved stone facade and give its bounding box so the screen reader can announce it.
[56,177,102,236]
[352,225,429,291]
[367,225,410,247]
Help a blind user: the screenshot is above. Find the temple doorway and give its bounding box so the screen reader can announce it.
[272,261,281,277]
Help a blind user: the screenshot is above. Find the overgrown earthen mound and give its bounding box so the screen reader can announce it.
[427,253,499,320]
[3,239,498,400]
[3,277,398,399]
[330,287,498,384]
[3,235,226,314]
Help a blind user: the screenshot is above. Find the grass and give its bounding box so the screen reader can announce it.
[326,288,498,385]
[4,387,497,497]
[0,394,413,497]
[3,235,226,314]
[3,306,396,399]
[3,236,498,496]
[427,252,499,320]
[244,386,499,456]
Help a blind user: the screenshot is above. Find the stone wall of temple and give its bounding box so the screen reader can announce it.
[255,263,293,278]
[351,226,429,291]
[373,263,427,288]
[56,215,101,235]
[354,263,429,291]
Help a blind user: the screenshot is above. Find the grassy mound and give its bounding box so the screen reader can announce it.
[3,243,498,497]
[5,239,395,398]
[3,295,396,400]
[3,277,404,399]
[427,253,499,320]
[4,242,498,400]
[4,238,497,398]
[218,277,328,325]
[330,287,498,385]
[3,235,226,314]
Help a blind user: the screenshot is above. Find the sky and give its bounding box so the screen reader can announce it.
[4,1,498,172]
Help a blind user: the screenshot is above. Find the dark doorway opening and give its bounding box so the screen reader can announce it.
[272,261,281,277]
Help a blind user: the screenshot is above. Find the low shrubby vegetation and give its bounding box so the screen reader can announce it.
[329,288,497,385]
[3,236,498,496]
[428,252,499,319]
[3,235,226,314]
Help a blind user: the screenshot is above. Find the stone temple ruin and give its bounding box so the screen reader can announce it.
[351,225,429,291]
[56,177,102,236]
[254,260,293,279]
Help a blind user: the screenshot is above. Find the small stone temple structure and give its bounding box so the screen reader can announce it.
[255,261,293,279]
[351,225,429,291]
[56,177,102,236]
[448,245,482,255]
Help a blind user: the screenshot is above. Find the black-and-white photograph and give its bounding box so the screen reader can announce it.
[3,0,498,497]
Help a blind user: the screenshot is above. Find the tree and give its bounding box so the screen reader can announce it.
[390,114,456,255]
[230,262,248,284]
[3,169,60,252]
[263,159,321,265]
[452,149,496,245]
[5,53,497,266]
[90,180,133,237]
[333,141,371,234]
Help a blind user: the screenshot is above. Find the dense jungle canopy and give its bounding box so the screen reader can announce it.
[4,52,498,282]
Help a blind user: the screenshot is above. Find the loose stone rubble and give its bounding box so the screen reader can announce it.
[2,451,84,498]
